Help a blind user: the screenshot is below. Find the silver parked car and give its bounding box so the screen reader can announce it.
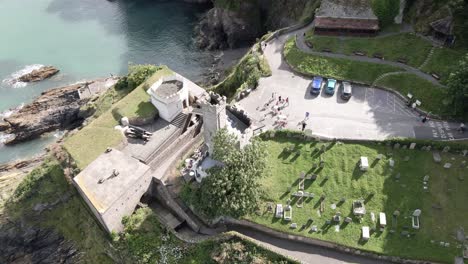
[341,81,352,100]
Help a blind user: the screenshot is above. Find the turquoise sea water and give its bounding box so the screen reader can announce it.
[0,0,211,164]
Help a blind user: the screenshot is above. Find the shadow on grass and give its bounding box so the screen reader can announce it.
[352,162,365,180]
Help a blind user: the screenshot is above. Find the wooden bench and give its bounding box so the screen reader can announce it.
[353,51,366,56]
[431,72,441,80]
[373,53,384,60]
[397,58,408,64]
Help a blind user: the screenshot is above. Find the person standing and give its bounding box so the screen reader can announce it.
[301,121,306,131]
[422,116,428,123]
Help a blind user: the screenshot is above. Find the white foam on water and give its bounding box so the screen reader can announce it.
[0,133,14,146]
[0,103,24,120]
[2,64,44,88]
[53,130,65,138]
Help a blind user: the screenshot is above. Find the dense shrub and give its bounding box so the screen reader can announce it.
[115,64,161,91]
[214,45,271,99]
[372,0,400,27]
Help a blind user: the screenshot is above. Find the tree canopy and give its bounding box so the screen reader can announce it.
[447,53,468,118]
[197,129,267,218]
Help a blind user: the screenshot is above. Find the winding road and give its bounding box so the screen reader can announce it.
[237,23,467,141]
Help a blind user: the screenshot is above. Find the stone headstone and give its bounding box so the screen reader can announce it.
[444,163,452,169]
[395,173,401,180]
[461,161,466,167]
[463,150,468,156]
[321,145,326,152]
[426,146,432,151]
[389,159,395,167]
[394,143,401,149]
[376,154,383,160]
[402,145,408,149]
[409,143,416,150]
[413,209,421,217]
[121,117,130,127]
[423,175,430,182]
[421,146,427,151]
[433,152,441,163]
[311,225,318,232]
[404,156,410,162]
[442,146,450,153]
[290,223,297,229]
[345,217,352,223]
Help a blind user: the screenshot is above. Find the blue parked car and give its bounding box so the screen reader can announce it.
[325,79,337,95]
[310,76,323,95]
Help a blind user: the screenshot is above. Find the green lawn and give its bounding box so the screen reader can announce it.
[375,72,449,116]
[247,135,468,263]
[305,33,433,68]
[284,38,402,84]
[421,47,464,83]
[64,67,173,169]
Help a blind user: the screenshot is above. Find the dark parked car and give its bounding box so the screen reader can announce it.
[310,76,323,95]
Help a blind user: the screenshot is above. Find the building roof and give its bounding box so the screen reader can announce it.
[73,149,151,214]
[315,17,379,31]
[430,16,453,36]
[316,0,378,20]
[155,80,184,98]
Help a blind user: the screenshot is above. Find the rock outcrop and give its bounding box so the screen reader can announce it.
[0,219,80,263]
[1,77,118,145]
[17,66,59,82]
[195,0,319,50]
[195,3,263,50]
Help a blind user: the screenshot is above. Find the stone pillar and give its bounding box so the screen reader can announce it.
[198,92,227,155]
[394,0,406,24]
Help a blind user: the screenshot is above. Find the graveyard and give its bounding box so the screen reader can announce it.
[247,133,468,263]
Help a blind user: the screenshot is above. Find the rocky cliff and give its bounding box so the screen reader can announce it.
[0,78,118,145]
[195,0,319,50]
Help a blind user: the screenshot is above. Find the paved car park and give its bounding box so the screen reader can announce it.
[239,77,421,140]
[238,29,467,141]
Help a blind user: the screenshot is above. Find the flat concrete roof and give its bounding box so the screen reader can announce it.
[74,149,151,214]
[155,80,184,98]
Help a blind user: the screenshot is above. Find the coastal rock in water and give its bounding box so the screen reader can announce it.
[2,77,118,145]
[0,121,9,132]
[17,66,59,82]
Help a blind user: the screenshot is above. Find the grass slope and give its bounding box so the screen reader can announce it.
[4,159,115,264]
[422,47,464,83]
[305,33,433,68]
[247,136,468,263]
[64,67,173,169]
[284,37,401,84]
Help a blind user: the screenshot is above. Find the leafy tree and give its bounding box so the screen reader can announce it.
[197,129,267,218]
[447,53,468,117]
[372,0,400,27]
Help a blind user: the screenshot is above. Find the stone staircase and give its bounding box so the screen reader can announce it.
[171,112,188,128]
[418,46,436,70]
[372,71,406,87]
